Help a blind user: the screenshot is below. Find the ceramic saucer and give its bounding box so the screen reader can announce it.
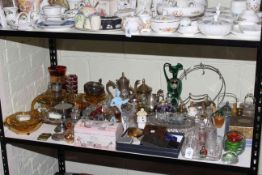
[37,20,75,31]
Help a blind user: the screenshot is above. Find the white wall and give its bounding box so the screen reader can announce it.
[0,37,58,175]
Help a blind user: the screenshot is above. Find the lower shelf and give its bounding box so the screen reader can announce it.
[3,123,252,171]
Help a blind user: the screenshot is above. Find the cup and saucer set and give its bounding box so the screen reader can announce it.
[36,5,75,31]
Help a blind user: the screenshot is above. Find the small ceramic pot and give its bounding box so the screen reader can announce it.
[151,15,180,33]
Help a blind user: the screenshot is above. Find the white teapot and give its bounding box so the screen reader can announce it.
[4,9,34,30]
[123,16,142,37]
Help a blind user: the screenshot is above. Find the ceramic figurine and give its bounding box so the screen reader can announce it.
[136,108,147,129]
[163,62,183,107]
[110,89,129,111]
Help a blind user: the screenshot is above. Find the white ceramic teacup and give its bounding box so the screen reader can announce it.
[42,5,66,17]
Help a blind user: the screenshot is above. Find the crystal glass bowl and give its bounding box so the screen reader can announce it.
[223,131,246,155]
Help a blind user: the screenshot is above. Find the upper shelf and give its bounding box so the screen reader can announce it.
[0,28,261,48]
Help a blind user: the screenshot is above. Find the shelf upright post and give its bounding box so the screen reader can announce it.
[0,101,9,175]
[250,38,262,175]
[57,149,66,173]
[49,38,58,67]
[48,38,66,173]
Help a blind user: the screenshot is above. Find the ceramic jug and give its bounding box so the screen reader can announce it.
[163,62,183,107]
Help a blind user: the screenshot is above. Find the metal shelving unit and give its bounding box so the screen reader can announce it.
[0,28,261,175]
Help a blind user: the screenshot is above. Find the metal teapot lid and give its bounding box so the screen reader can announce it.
[117,72,130,86]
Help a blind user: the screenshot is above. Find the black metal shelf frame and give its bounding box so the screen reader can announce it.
[0,30,261,175]
[0,30,260,48]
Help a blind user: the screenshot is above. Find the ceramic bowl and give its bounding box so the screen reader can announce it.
[178,25,199,35]
[178,18,199,35]
[238,10,261,24]
[198,19,232,37]
[163,5,205,17]
[151,16,180,34]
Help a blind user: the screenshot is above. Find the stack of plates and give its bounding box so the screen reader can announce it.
[37,20,75,31]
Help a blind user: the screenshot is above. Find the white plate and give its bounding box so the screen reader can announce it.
[239,24,261,36]
[37,20,75,31]
[75,27,122,32]
[232,25,260,39]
